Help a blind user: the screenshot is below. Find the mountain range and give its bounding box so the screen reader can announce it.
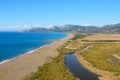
[22,23,120,34]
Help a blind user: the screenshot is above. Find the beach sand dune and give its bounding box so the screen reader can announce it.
[0,34,73,80]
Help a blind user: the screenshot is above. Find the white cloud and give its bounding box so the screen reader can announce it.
[13,24,21,28]
[0,24,31,31]
[48,24,55,28]
[84,23,91,26]
[23,24,31,29]
[33,24,41,27]
[0,24,22,31]
[0,24,45,31]
[0,24,21,29]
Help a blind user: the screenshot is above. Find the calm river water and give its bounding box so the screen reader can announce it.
[65,54,99,80]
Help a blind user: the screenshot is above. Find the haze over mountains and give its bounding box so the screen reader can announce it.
[23,23,120,34]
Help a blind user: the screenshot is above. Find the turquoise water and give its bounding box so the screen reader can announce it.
[0,32,68,63]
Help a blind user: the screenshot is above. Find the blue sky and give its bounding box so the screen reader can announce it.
[0,0,120,31]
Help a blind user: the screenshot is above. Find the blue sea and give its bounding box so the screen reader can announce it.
[0,32,68,64]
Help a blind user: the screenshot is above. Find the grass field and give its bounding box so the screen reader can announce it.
[82,34,120,40]
[80,42,120,76]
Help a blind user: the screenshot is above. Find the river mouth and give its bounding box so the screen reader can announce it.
[65,54,99,80]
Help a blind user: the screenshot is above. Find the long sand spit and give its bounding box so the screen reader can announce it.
[0,33,74,80]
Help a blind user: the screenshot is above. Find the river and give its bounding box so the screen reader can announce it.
[65,54,99,80]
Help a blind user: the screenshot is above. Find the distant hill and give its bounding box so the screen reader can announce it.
[102,23,120,33]
[22,23,120,34]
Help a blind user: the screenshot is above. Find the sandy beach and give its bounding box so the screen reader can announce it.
[0,33,74,80]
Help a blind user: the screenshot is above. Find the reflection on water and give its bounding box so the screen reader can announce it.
[65,54,99,80]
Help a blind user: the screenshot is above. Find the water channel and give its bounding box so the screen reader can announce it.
[65,54,99,80]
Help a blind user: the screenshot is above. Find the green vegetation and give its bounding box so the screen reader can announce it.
[72,33,89,40]
[81,40,120,42]
[24,44,78,80]
[80,42,120,75]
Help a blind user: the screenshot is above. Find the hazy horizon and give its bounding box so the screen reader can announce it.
[0,0,120,31]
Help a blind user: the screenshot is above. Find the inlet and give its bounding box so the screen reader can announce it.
[65,54,99,80]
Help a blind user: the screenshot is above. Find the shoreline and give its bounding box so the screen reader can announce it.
[0,43,51,65]
[0,33,74,80]
[0,33,68,65]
